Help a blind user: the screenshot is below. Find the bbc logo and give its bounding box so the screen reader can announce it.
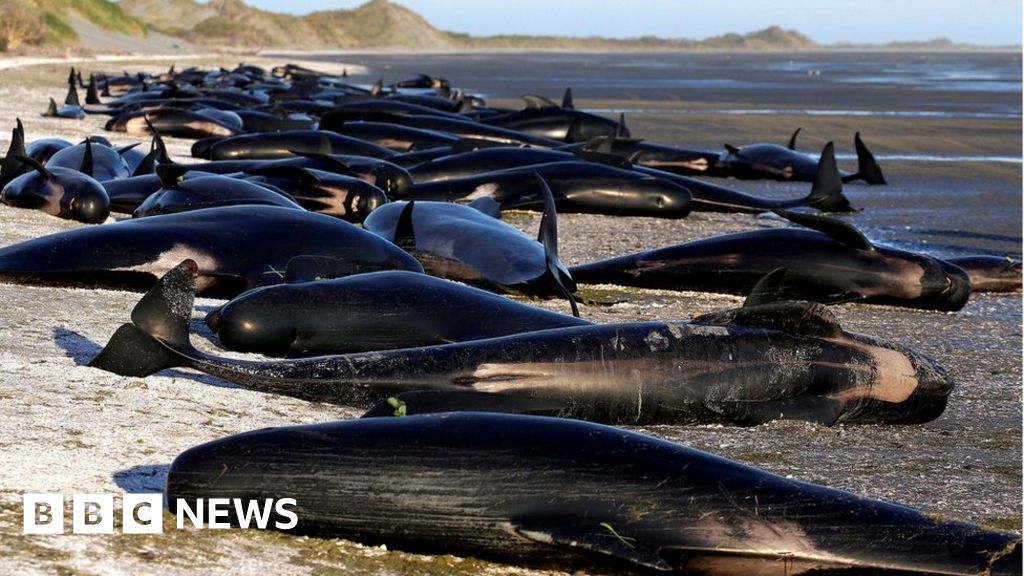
[23,493,163,534]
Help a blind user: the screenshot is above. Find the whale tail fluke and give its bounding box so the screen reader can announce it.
[88,260,198,376]
[806,142,855,213]
[850,131,887,185]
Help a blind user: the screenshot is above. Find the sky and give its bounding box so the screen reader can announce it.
[240,0,1022,45]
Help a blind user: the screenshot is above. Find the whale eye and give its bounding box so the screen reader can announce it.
[656,196,665,208]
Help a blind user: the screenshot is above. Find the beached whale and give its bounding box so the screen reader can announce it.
[0,205,422,298]
[569,210,972,311]
[400,160,693,218]
[363,188,577,307]
[91,259,953,426]
[713,130,887,185]
[946,255,1022,292]
[1,155,109,223]
[165,412,1021,575]
[206,269,590,357]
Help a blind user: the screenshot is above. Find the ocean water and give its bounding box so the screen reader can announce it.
[301,51,1022,118]
[283,51,1022,257]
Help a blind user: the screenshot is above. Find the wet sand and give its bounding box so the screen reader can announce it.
[0,54,1020,575]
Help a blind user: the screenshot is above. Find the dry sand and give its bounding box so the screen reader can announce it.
[0,55,1019,575]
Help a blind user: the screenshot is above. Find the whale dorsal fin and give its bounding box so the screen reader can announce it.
[371,78,383,97]
[64,83,81,108]
[564,117,583,143]
[744,268,788,308]
[394,201,416,252]
[561,87,574,110]
[133,118,171,176]
[80,138,93,177]
[724,143,740,155]
[86,74,100,105]
[773,209,873,251]
[536,173,579,318]
[615,113,627,138]
[805,141,853,212]
[787,127,802,150]
[155,163,188,189]
[44,98,58,117]
[1,119,28,185]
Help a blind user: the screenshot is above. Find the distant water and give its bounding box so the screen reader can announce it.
[288,51,1023,118]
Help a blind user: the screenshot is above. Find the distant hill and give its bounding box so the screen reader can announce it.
[120,0,457,49]
[0,0,1012,53]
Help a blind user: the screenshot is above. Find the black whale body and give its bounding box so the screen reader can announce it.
[0,206,422,297]
[91,260,954,427]
[165,413,1021,575]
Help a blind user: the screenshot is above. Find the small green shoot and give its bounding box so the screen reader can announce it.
[387,397,407,417]
[599,522,636,549]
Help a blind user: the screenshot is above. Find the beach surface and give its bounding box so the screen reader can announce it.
[0,52,1019,575]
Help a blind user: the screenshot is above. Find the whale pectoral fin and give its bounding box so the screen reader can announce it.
[360,390,563,418]
[773,208,873,251]
[509,518,675,572]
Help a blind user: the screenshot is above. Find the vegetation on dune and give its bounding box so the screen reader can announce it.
[0,0,148,51]
[0,0,47,50]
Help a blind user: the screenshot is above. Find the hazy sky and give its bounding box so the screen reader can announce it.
[241,0,1022,45]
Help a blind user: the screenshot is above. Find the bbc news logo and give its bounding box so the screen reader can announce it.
[23,493,298,534]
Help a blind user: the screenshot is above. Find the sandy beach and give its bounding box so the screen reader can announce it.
[0,53,1019,575]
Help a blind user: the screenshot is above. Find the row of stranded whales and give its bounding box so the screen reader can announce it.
[5,63,1017,574]
[166,413,1021,576]
[91,259,954,427]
